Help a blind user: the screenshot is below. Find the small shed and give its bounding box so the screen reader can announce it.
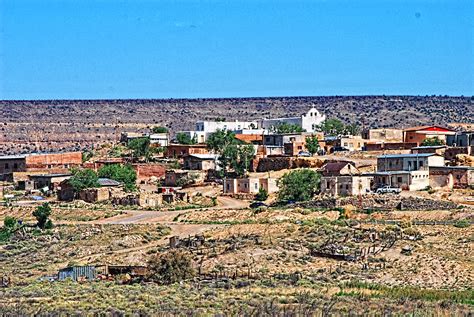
[58,266,96,281]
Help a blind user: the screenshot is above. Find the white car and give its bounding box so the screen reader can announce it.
[376,186,401,194]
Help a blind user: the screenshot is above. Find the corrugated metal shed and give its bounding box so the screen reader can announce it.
[58,266,96,281]
[97,178,121,187]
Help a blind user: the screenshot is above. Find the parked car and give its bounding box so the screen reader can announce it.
[297,151,311,157]
[332,146,349,152]
[249,202,268,209]
[375,186,401,194]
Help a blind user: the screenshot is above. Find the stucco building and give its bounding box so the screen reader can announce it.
[260,106,326,133]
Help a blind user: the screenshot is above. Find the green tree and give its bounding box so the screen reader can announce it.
[147,250,195,284]
[69,168,99,192]
[278,169,321,202]
[108,145,125,158]
[152,126,168,133]
[33,202,53,229]
[98,164,137,192]
[82,151,94,163]
[206,129,240,152]
[255,187,269,201]
[421,137,445,146]
[305,136,320,156]
[345,123,361,136]
[176,132,196,145]
[128,137,151,160]
[317,119,345,135]
[3,216,17,229]
[270,122,305,134]
[218,144,255,177]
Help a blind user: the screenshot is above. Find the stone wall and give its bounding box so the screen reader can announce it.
[255,157,324,172]
[296,195,458,211]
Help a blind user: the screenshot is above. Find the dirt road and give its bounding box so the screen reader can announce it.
[94,196,248,225]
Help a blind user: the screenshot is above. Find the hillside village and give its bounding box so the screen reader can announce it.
[1,106,473,205]
[1,106,473,314]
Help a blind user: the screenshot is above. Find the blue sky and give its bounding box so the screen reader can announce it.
[0,0,472,99]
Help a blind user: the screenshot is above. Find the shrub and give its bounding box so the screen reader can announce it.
[453,219,470,228]
[32,203,52,229]
[255,187,268,201]
[3,216,17,229]
[147,250,195,284]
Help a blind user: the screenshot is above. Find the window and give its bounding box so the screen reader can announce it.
[254,183,258,190]
[5,163,9,169]
[419,161,424,167]
[346,184,349,190]
[397,177,403,183]
[244,184,248,188]
[13,163,18,169]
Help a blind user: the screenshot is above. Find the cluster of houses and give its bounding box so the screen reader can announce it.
[1,106,473,204]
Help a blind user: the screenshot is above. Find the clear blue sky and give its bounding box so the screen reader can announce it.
[0,0,472,100]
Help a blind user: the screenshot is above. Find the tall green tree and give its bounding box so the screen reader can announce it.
[278,169,321,202]
[345,123,361,136]
[176,133,196,145]
[152,126,168,133]
[316,119,346,136]
[127,137,151,160]
[218,144,255,177]
[206,129,240,152]
[270,122,305,134]
[69,168,99,192]
[305,136,320,156]
[98,164,137,192]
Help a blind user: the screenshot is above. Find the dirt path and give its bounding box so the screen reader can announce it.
[50,197,246,267]
[93,196,248,225]
[57,196,249,263]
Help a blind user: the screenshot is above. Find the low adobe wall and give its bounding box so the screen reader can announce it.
[255,157,324,172]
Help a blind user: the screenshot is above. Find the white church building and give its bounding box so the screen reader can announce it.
[177,106,326,143]
[260,106,326,133]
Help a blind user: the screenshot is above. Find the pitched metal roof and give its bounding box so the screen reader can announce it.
[188,154,218,160]
[377,153,439,159]
[98,178,122,186]
[0,155,26,160]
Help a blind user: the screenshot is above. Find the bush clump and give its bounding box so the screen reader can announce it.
[147,250,195,284]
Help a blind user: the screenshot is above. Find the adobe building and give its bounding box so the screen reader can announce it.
[165,144,209,158]
[223,177,278,195]
[403,126,456,146]
[0,155,26,181]
[377,153,445,172]
[429,166,474,189]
